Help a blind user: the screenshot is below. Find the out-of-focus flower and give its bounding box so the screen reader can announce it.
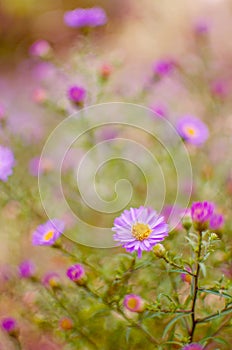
[67,85,86,106]
[32,88,47,104]
[0,104,6,120]
[29,40,51,58]
[123,294,145,312]
[1,317,19,336]
[182,343,204,350]
[66,264,86,285]
[153,59,175,77]
[59,317,74,330]
[112,206,168,258]
[32,219,65,246]
[191,201,214,229]
[150,104,168,118]
[210,80,228,99]
[18,260,35,279]
[29,157,53,177]
[0,146,15,182]
[180,267,192,284]
[64,7,107,28]
[99,63,113,80]
[194,20,209,35]
[42,272,61,288]
[209,213,224,231]
[176,115,209,146]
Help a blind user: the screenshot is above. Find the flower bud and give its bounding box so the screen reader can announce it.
[182,215,192,230]
[153,244,166,258]
[59,317,74,330]
[1,317,19,337]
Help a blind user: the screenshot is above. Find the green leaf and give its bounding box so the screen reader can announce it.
[199,262,207,277]
[199,288,232,299]
[169,268,192,275]
[162,313,190,339]
[125,327,131,343]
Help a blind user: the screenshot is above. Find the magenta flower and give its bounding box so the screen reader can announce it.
[176,115,209,145]
[209,213,224,231]
[153,59,175,77]
[1,317,18,336]
[18,260,35,278]
[182,343,203,350]
[66,264,85,284]
[194,20,209,35]
[67,85,86,106]
[112,206,168,258]
[124,294,145,312]
[191,201,214,229]
[64,7,107,28]
[0,146,15,182]
[29,40,51,57]
[32,219,65,246]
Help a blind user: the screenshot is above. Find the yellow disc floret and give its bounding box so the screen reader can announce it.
[44,230,54,241]
[132,223,152,241]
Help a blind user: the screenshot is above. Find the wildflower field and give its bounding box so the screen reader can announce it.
[1,1,232,349]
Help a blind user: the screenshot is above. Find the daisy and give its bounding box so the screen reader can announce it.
[112,206,168,258]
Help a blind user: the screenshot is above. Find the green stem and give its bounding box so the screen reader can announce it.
[189,230,203,342]
[162,256,195,277]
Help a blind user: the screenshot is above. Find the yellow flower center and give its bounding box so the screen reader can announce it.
[132,223,152,241]
[44,230,54,241]
[127,298,138,309]
[185,126,196,136]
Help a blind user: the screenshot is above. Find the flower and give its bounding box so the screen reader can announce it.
[67,85,86,106]
[112,206,168,258]
[180,267,192,284]
[29,156,53,176]
[1,317,18,336]
[18,260,35,278]
[150,104,168,118]
[194,20,209,35]
[191,201,214,229]
[64,7,107,28]
[99,63,113,80]
[123,294,145,312]
[29,40,51,57]
[0,104,6,120]
[32,219,65,246]
[210,80,228,99]
[182,343,203,350]
[66,264,86,284]
[209,213,224,231]
[32,88,47,104]
[176,115,209,145]
[59,317,74,330]
[0,146,15,182]
[153,59,175,77]
[42,272,61,288]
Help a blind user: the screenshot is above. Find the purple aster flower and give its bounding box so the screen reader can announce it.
[64,7,107,28]
[29,40,51,57]
[153,59,175,77]
[1,317,18,336]
[123,294,145,312]
[0,146,15,182]
[182,343,204,350]
[191,201,214,229]
[18,260,35,278]
[66,264,86,284]
[32,219,65,246]
[67,85,86,106]
[42,272,61,288]
[209,213,224,230]
[112,206,168,258]
[176,115,209,145]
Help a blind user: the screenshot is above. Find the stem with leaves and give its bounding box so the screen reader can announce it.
[189,230,203,342]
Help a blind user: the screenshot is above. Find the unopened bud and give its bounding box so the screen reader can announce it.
[182,215,192,230]
[153,244,166,258]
